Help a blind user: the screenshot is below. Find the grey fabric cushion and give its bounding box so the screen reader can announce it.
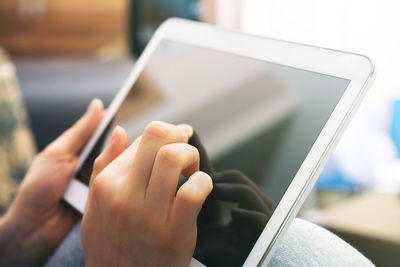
[268,218,374,267]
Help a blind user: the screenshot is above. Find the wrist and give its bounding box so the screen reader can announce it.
[0,205,51,266]
[0,209,28,265]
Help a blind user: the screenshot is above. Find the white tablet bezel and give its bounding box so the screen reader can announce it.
[63,18,375,266]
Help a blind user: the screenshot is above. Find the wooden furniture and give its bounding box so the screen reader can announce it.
[0,0,128,56]
[306,192,400,267]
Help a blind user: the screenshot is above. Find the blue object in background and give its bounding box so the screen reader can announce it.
[390,99,400,157]
[315,159,357,191]
[130,0,200,56]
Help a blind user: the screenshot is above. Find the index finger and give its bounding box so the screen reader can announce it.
[128,121,192,195]
[169,171,213,233]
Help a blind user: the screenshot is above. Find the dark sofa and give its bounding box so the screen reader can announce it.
[15,57,134,150]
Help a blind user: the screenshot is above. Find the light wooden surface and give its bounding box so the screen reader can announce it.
[309,192,400,244]
[0,0,128,56]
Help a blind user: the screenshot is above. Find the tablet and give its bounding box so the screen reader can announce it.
[63,18,374,266]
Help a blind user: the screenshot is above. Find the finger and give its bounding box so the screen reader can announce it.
[213,183,271,214]
[129,121,192,194]
[89,134,142,208]
[188,131,214,174]
[97,135,142,181]
[170,171,212,233]
[89,126,128,187]
[213,170,273,209]
[146,143,199,220]
[177,123,194,139]
[50,99,104,154]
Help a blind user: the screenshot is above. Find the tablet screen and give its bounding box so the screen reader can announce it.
[76,39,350,266]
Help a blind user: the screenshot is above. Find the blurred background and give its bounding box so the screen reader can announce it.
[0,0,399,266]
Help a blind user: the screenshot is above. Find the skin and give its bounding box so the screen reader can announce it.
[0,99,105,266]
[81,121,213,267]
[0,98,212,266]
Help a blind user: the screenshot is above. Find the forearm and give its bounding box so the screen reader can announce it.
[0,208,52,266]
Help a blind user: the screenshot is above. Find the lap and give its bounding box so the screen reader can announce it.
[45,218,374,267]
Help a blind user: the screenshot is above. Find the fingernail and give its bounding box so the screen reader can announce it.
[177,124,193,137]
[87,98,104,113]
[110,125,122,144]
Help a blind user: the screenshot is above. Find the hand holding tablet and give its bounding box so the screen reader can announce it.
[0,18,374,267]
[0,99,104,266]
[63,18,374,266]
[81,121,212,267]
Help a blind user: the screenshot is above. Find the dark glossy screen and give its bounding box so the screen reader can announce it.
[76,39,349,266]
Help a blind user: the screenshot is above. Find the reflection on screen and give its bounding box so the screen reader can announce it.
[76,39,349,266]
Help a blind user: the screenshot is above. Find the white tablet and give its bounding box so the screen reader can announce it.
[63,18,374,266]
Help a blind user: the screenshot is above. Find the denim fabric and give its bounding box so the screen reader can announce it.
[44,220,84,267]
[45,218,373,267]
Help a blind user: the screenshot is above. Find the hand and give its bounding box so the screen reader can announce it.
[0,99,104,266]
[81,121,213,267]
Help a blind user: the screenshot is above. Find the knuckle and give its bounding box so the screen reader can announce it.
[43,141,71,158]
[189,145,200,160]
[157,144,184,166]
[91,175,105,191]
[179,186,202,207]
[43,142,60,155]
[111,195,126,215]
[93,156,103,171]
[91,174,110,197]
[143,121,171,140]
